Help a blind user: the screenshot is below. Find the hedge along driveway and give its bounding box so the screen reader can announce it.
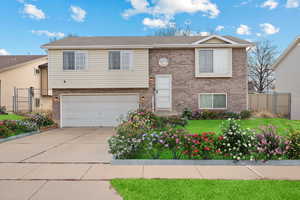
[185,118,300,136]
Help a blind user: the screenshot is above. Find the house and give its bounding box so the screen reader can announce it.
[0,55,52,112]
[42,35,252,127]
[273,36,300,120]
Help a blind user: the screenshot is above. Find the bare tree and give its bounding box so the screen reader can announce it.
[153,23,192,36]
[248,40,278,93]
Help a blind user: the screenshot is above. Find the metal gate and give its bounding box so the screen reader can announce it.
[13,87,47,113]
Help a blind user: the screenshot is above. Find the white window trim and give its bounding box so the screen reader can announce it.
[195,48,232,78]
[108,50,133,71]
[198,93,228,110]
[63,50,88,71]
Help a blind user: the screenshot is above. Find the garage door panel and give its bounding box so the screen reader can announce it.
[61,95,138,127]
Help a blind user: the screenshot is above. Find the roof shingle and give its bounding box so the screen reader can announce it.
[0,55,46,71]
[42,35,251,47]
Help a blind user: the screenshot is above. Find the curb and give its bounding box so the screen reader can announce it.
[0,130,40,144]
[111,159,300,166]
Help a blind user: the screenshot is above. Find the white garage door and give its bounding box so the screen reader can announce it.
[61,95,139,127]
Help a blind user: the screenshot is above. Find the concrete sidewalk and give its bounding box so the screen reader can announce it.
[1,163,299,180]
[1,164,299,200]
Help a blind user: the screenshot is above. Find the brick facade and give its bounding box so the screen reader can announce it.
[52,48,248,123]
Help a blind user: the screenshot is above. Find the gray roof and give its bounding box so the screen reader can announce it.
[0,55,46,71]
[43,35,251,47]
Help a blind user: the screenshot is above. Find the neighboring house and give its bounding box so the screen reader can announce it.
[273,36,300,120]
[42,35,251,127]
[0,55,52,112]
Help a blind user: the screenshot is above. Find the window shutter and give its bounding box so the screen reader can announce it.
[121,51,132,70]
[109,51,121,70]
[75,52,87,70]
[199,50,213,73]
[63,52,75,70]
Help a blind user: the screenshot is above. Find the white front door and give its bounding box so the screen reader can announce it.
[155,75,172,110]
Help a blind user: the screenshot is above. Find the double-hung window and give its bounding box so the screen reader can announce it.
[197,48,232,77]
[108,51,132,70]
[63,51,87,70]
[199,93,227,109]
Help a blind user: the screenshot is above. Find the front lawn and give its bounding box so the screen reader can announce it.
[186,118,300,136]
[0,114,24,121]
[111,179,300,200]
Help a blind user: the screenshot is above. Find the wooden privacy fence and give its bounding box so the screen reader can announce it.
[248,92,291,118]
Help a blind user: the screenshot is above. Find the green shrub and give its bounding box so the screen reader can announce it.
[286,130,300,159]
[240,110,252,119]
[0,106,7,115]
[166,116,188,127]
[219,119,256,160]
[0,125,13,138]
[182,108,193,120]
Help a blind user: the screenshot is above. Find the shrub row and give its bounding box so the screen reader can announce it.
[0,113,55,138]
[182,108,252,120]
[109,110,300,160]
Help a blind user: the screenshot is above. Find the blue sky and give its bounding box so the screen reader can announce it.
[0,0,299,55]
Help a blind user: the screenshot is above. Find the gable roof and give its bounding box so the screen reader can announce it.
[273,36,300,70]
[42,35,252,49]
[0,55,47,72]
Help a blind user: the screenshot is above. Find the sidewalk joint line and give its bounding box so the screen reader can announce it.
[80,164,94,180]
[28,180,48,200]
[246,165,264,179]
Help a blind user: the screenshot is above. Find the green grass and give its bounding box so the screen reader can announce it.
[0,114,24,121]
[111,179,300,200]
[185,118,300,136]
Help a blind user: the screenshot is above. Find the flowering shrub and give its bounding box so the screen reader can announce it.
[108,134,143,159]
[286,130,300,159]
[29,113,54,128]
[142,131,167,159]
[0,126,13,138]
[182,132,220,160]
[255,126,289,160]
[3,120,37,133]
[126,109,156,131]
[219,119,256,160]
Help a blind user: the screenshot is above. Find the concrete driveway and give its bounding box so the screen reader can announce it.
[0,128,114,163]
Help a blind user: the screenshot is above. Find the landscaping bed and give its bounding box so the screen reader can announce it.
[0,112,56,139]
[108,109,300,161]
[111,179,300,200]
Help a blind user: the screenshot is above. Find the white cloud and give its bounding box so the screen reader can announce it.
[236,24,251,35]
[123,0,220,21]
[199,31,210,36]
[23,4,45,20]
[261,0,279,10]
[0,49,10,55]
[286,0,299,8]
[70,6,86,22]
[260,23,280,35]
[256,33,262,37]
[215,25,224,31]
[32,30,65,38]
[143,18,169,28]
